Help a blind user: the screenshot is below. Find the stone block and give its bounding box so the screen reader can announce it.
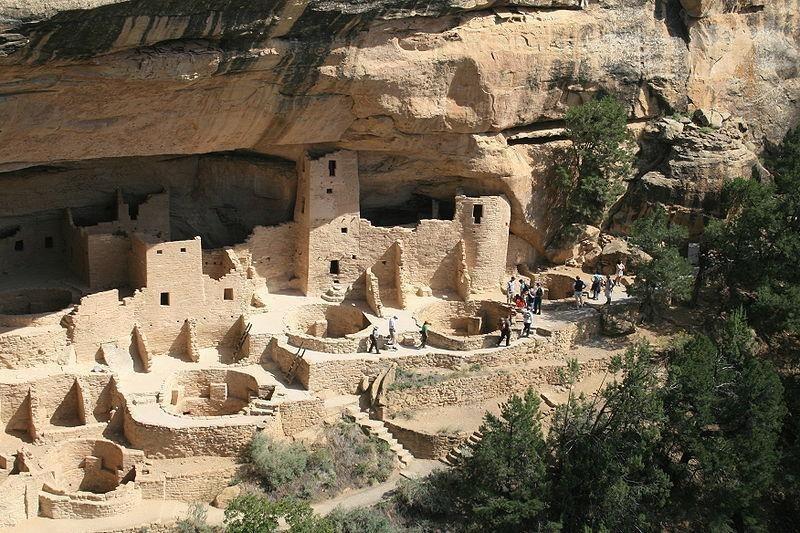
[213,485,241,509]
[209,382,228,402]
[170,386,184,406]
[83,455,102,471]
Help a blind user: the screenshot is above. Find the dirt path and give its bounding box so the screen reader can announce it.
[311,459,441,516]
[6,499,225,532]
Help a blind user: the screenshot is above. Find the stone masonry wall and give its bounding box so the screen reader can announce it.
[278,398,325,436]
[384,358,609,415]
[384,419,465,460]
[122,406,268,458]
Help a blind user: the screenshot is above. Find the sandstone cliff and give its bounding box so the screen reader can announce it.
[0,0,797,256]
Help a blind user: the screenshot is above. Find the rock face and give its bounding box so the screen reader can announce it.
[609,110,764,236]
[0,0,798,257]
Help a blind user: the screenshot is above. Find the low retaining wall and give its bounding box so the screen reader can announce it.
[0,325,71,368]
[286,332,368,354]
[383,358,609,416]
[39,482,142,519]
[122,405,270,458]
[384,419,466,459]
[137,463,242,502]
[425,329,500,351]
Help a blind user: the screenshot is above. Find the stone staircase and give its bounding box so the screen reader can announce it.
[440,429,483,466]
[345,407,414,469]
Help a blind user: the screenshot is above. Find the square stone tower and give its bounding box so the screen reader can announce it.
[295,150,360,295]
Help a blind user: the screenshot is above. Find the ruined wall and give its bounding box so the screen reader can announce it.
[0,218,65,275]
[0,475,40,527]
[39,483,142,519]
[0,324,71,368]
[137,461,241,503]
[67,290,133,363]
[63,191,170,290]
[122,407,264,458]
[384,419,465,460]
[278,398,326,436]
[0,372,115,437]
[235,222,299,292]
[67,235,253,361]
[295,150,512,298]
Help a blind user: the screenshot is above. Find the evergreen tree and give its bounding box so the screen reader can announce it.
[662,310,786,530]
[548,343,670,531]
[557,96,634,225]
[704,127,800,349]
[455,389,553,532]
[628,207,693,321]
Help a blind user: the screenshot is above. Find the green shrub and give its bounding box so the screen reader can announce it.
[248,434,310,491]
[246,422,394,501]
[388,368,446,391]
[324,506,396,533]
[173,502,216,533]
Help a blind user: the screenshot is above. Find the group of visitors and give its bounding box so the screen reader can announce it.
[506,276,544,315]
[573,261,624,309]
[368,315,430,354]
[367,261,626,354]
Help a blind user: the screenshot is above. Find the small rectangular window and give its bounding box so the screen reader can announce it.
[160,292,170,306]
[326,188,333,194]
[341,227,348,234]
[156,249,163,255]
[329,260,340,275]
[44,236,54,249]
[180,247,187,253]
[328,160,337,177]
[472,204,484,224]
[223,288,234,301]
[13,240,23,251]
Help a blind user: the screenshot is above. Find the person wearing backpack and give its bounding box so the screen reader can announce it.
[533,282,544,315]
[521,308,533,337]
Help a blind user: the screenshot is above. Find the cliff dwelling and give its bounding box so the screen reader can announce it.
[0,0,798,530]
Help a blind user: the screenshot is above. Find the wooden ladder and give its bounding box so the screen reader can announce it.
[285,344,306,385]
[233,322,253,360]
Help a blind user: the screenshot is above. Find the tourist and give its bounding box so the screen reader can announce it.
[615,260,625,284]
[574,276,586,308]
[419,320,429,348]
[591,270,603,300]
[497,319,511,347]
[533,282,544,315]
[506,276,517,304]
[388,315,398,346]
[521,308,533,337]
[368,326,380,354]
[604,274,615,304]
[519,278,529,296]
[514,294,525,309]
[525,288,535,310]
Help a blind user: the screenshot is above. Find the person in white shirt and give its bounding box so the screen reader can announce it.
[388,315,398,346]
[521,308,533,337]
[615,261,625,284]
[506,276,516,304]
